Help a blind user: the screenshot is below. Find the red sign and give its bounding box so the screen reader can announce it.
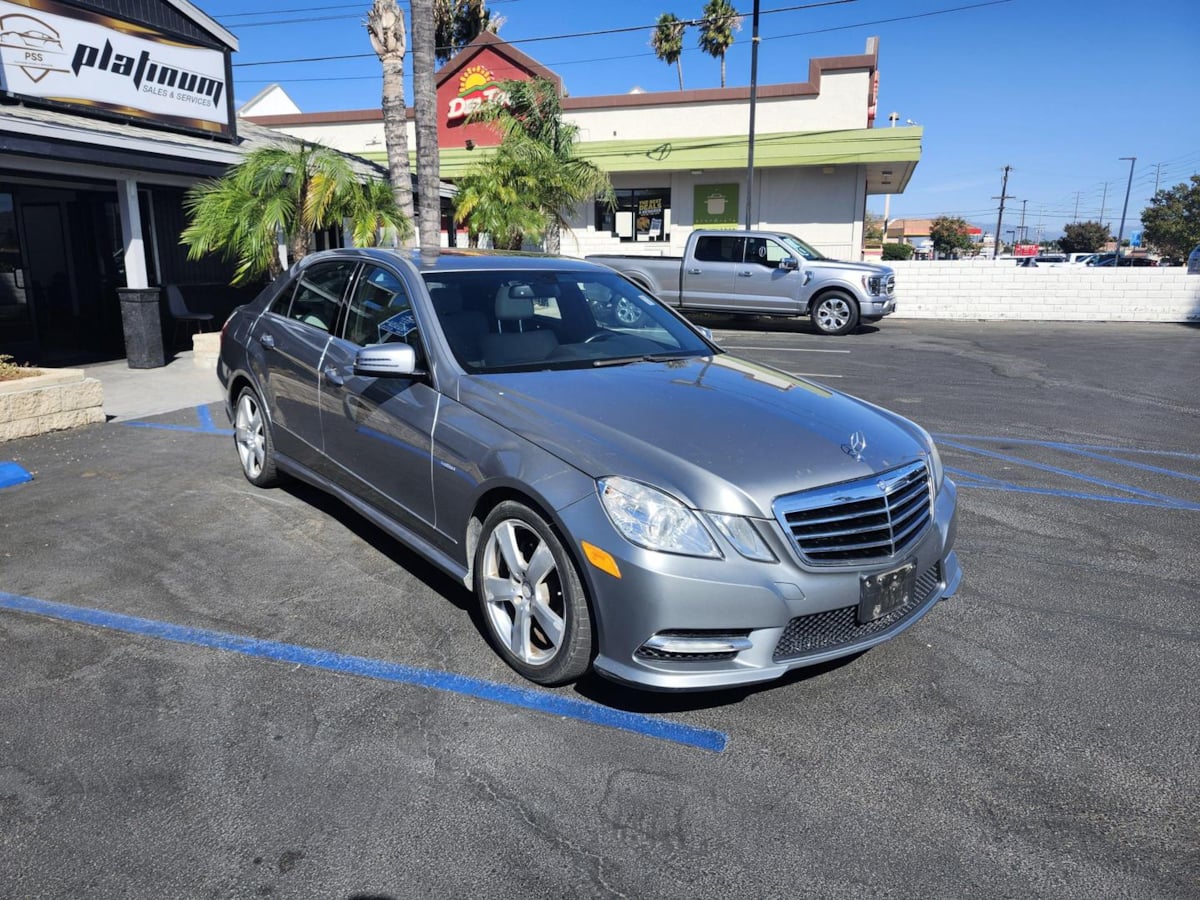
[1014,243,1037,257]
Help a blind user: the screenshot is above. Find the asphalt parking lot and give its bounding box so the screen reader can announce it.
[2,319,1197,898]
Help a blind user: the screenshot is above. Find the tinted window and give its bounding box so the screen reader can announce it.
[694,235,745,263]
[745,237,791,268]
[278,260,356,333]
[344,265,417,348]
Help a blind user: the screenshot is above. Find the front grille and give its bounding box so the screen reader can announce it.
[773,460,932,566]
[772,562,942,661]
[884,274,896,296]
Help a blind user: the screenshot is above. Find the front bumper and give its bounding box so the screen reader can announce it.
[865,297,897,317]
[559,478,959,691]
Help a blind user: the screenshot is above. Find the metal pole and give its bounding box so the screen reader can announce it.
[992,165,1011,259]
[1114,156,1136,262]
[744,0,760,229]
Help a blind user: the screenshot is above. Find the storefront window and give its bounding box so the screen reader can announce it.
[596,188,670,243]
[0,192,29,323]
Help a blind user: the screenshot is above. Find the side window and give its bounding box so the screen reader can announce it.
[344,265,419,350]
[745,237,790,269]
[694,235,744,263]
[286,261,356,333]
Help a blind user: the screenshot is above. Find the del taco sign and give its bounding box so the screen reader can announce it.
[446,64,509,123]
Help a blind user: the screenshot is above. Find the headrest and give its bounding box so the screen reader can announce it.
[495,284,535,321]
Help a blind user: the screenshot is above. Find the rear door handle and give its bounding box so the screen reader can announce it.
[259,333,275,350]
[687,268,702,275]
[738,270,753,277]
[322,366,345,387]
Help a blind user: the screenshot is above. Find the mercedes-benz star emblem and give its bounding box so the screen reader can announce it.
[842,430,867,461]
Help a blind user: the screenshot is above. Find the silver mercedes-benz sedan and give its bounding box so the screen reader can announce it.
[218,249,961,691]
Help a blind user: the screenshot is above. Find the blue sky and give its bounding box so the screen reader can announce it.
[208,0,1200,239]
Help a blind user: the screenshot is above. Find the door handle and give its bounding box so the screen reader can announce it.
[687,268,702,275]
[259,333,275,350]
[323,366,345,387]
[738,270,753,277]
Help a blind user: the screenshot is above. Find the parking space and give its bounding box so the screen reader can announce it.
[1,321,1197,897]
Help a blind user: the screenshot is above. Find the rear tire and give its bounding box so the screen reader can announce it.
[810,291,860,335]
[474,501,593,686]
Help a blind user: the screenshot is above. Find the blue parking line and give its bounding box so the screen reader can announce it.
[0,592,727,753]
[0,461,32,489]
[123,405,233,436]
[938,440,1200,510]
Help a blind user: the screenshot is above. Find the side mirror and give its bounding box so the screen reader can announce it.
[779,256,800,271]
[355,342,420,377]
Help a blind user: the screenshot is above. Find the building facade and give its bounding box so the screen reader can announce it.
[243,33,922,262]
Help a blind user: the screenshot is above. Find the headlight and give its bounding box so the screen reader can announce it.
[598,477,720,558]
[863,275,882,296]
[707,513,777,562]
[915,425,945,493]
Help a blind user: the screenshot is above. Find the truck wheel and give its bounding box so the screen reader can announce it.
[810,292,859,335]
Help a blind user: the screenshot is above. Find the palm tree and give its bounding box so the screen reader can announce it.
[453,144,546,250]
[411,0,441,260]
[181,144,407,285]
[434,0,504,64]
[367,0,415,245]
[698,0,740,88]
[468,77,614,254]
[651,12,686,91]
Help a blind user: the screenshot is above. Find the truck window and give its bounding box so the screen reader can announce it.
[744,237,791,269]
[694,235,745,263]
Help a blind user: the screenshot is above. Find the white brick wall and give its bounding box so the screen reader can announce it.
[887,261,1200,322]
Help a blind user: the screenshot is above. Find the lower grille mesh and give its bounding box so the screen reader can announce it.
[772,562,941,661]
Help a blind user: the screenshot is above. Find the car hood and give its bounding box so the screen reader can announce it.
[810,259,894,277]
[458,354,929,518]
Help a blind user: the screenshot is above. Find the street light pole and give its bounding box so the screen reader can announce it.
[743,0,761,229]
[1114,156,1136,262]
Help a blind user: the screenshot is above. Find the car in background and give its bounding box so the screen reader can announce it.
[1188,244,1200,274]
[1089,254,1158,267]
[1067,253,1097,265]
[217,249,961,691]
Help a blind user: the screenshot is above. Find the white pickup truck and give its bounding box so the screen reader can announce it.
[587,230,897,335]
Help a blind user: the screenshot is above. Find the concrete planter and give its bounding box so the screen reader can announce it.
[0,368,105,442]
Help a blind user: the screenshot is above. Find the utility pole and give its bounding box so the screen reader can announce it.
[1115,156,1136,261]
[1099,181,1109,224]
[743,0,761,229]
[1072,192,1081,223]
[1018,199,1028,244]
[1152,162,1163,195]
[992,165,1013,259]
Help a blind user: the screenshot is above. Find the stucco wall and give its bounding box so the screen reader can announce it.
[887,261,1200,322]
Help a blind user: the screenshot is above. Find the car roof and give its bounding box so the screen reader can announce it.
[295,247,607,276]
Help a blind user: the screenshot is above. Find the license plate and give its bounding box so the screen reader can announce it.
[858,562,916,624]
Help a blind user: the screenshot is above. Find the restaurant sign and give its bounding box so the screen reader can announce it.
[447,64,508,123]
[0,0,231,136]
[693,183,740,229]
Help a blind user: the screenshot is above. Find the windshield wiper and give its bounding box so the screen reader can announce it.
[591,353,697,368]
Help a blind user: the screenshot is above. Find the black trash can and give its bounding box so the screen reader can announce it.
[118,287,166,369]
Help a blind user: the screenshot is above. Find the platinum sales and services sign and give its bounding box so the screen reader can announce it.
[0,0,230,136]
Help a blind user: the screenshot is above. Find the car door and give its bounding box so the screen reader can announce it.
[318,263,440,535]
[681,235,742,310]
[736,236,805,314]
[252,258,356,468]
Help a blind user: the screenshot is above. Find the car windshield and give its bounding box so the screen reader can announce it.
[422,268,718,373]
[776,233,829,261]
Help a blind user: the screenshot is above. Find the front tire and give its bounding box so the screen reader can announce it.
[810,292,860,335]
[233,386,282,488]
[475,501,593,686]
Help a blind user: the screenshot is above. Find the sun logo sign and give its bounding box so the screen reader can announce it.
[446,64,509,123]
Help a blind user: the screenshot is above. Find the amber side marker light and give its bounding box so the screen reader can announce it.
[582,541,621,579]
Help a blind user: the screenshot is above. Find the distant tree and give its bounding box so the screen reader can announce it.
[882,243,914,261]
[367,0,415,245]
[434,0,503,64]
[651,13,687,91]
[929,216,972,258]
[1140,175,1200,261]
[1059,220,1111,255]
[863,211,884,244]
[698,0,740,88]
